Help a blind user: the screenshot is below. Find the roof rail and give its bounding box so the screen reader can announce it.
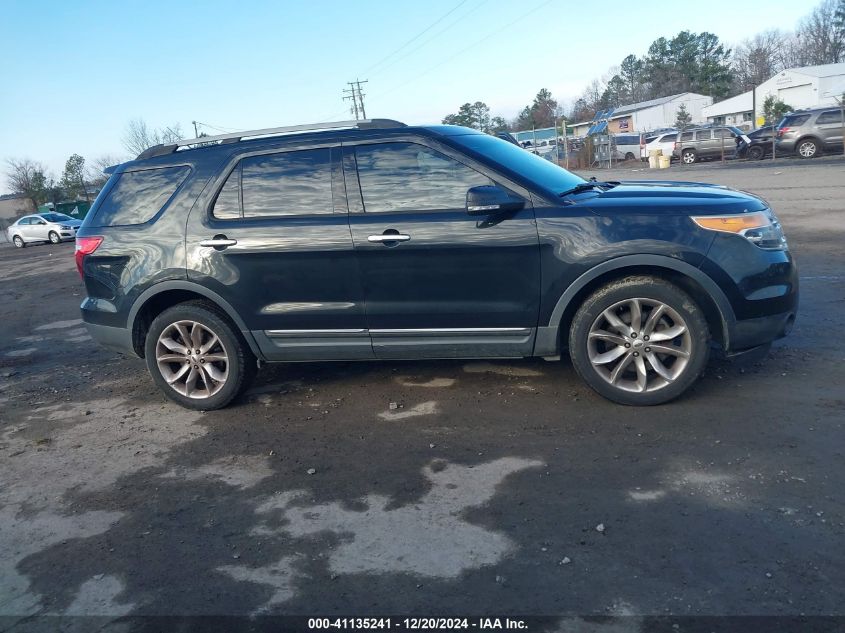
[136,119,407,160]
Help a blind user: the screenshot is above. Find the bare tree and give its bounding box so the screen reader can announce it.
[86,154,125,187]
[791,0,845,65]
[4,158,50,211]
[122,118,184,157]
[732,30,790,93]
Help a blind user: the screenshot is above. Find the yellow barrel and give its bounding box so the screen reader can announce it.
[658,155,671,169]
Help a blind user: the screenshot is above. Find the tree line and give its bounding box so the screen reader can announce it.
[443,0,845,132]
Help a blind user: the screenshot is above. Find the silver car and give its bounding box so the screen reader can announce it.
[7,213,82,248]
[776,107,845,158]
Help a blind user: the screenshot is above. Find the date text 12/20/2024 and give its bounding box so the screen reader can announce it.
[308,618,528,630]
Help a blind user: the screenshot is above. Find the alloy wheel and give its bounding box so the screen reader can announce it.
[155,320,229,399]
[587,297,692,394]
[13,236,24,248]
[682,151,695,164]
[798,141,817,158]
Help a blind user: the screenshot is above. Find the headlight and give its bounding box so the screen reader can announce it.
[60,225,72,230]
[691,210,787,250]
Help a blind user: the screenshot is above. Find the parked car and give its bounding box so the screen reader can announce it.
[736,126,777,160]
[7,212,82,248]
[77,119,797,409]
[639,131,677,161]
[776,107,845,158]
[674,126,750,164]
[613,134,640,161]
[495,132,520,146]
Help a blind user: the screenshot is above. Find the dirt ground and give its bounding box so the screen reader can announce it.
[0,160,843,631]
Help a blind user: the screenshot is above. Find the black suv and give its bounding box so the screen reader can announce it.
[736,126,778,160]
[77,119,797,409]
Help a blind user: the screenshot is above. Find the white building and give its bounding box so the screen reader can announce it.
[571,93,713,136]
[701,91,753,128]
[700,64,845,129]
[754,63,845,118]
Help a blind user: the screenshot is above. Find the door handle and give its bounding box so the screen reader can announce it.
[200,236,238,249]
[367,234,410,243]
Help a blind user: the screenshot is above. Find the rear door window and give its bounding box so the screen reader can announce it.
[661,133,677,142]
[241,149,333,218]
[90,166,189,227]
[211,148,335,219]
[695,130,712,141]
[680,132,694,141]
[816,111,843,124]
[212,165,242,220]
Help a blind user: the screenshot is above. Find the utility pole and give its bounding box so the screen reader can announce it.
[343,80,368,120]
[342,86,359,120]
[192,120,199,137]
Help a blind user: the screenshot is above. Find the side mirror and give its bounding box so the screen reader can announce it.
[466,185,525,216]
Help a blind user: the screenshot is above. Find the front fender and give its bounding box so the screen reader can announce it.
[534,254,735,356]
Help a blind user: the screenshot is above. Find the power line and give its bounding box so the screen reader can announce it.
[360,0,470,77]
[366,0,490,79]
[370,0,557,103]
[315,0,487,122]
[192,121,242,135]
[318,0,552,124]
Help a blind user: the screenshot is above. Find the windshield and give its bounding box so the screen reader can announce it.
[40,213,74,222]
[449,133,584,195]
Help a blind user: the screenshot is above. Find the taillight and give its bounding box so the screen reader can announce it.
[777,127,790,138]
[75,236,103,277]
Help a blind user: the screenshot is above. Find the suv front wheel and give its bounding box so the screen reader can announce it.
[569,276,710,405]
[144,302,256,410]
[747,145,765,160]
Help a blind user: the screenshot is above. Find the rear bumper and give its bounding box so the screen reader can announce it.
[83,320,136,357]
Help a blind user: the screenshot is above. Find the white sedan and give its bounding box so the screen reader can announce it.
[7,213,82,248]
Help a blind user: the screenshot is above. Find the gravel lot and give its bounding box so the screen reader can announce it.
[0,160,843,630]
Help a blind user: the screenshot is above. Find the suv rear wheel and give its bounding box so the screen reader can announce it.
[681,149,697,164]
[569,276,710,405]
[796,138,820,158]
[144,302,256,410]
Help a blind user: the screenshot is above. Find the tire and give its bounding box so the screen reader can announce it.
[747,146,765,160]
[625,152,635,160]
[144,301,257,410]
[796,138,820,159]
[49,231,61,244]
[568,276,710,406]
[12,235,25,248]
[681,149,697,164]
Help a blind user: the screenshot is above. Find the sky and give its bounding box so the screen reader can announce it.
[0,0,802,190]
